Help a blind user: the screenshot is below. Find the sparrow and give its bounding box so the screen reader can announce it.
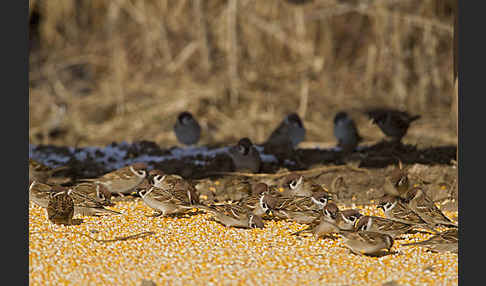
[45,183,121,216]
[83,162,148,196]
[383,162,410,198]
[365,108,421,142]
[173,111,201,146]
[29,159,68,183]
[404,187,458,228]
[340,230,394,256]
[274,186,331,210]
[46,188,74,225]
[149,171,201,202]
[69,182,114,206]
[292,202,341,239]
[377,195,439,233]
[237,193,273,218]
[355,215,414,238]
[138,186,199,217]
[228,138,262,173]
[196,203,265,229]
[266,113,306,149]
[215,177,253,202]
[65,185,122,216]
[267,187,331,213]
[337,209,363,231]
[235,183,282,218]
[250,182,274,197]
[280,174,313,198]
[270,206,319,224]
[147,169,167,184]
[29,180,56,208]
[401,229,458,253]
[333,111,363,154]
[29,181,120,216]
[149,171,187,190]
[139,174,199,217]
[264,188,332,224]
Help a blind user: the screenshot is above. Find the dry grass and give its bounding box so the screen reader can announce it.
[29,0,456,148]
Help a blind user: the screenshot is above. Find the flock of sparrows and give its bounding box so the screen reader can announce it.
[173,108,421,172]
[29,108,457,256]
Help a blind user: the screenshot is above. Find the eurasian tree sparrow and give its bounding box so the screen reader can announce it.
[333,111,363,154]
[266,113,306,149]
[340,230,394,256]
[292,203,341,239]
[196,203,265,229]
[383,165,410,199]
[355,215,414,238]
[377,195,438,233]
[262,189,332,224]
[228,137,262,173]
[83,163,148,196]
[401,228,458,253]
[337,209,363,231]
[138,185,199,217]
[70,182,114,206]
[173,111,201,146]
[281,174,313,197]
[404,187,458,228]
[365,108,420,142]
[46,188,74,225]
[29,159,68,183]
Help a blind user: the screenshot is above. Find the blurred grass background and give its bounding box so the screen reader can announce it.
[28,0,457,148]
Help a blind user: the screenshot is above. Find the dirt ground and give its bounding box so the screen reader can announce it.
[29,118,458,213]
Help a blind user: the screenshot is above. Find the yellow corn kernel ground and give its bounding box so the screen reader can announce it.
[29,201,458,285]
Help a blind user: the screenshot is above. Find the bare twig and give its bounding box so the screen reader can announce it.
[247,14,313,56]
[193,0,211,73]
[166,42,200,73]
[306,2,453,35]
[30,230,155,243]
[227,0,239,106]
[159,15,173,65]
[295,6,310,119]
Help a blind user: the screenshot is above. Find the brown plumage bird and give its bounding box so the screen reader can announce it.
[383,161,410,199]
[401,229,458,253]
[291,202,341,239]
[82,163,148,196]
[29,159,68,183]
[196,203,265,229]
[404,187,458,228]
[355,215,415,238]
[47,189,74,225]
[340,231,394,256]
[377,195,439,234]
[228,138,262,173]
[365,108,420,142]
